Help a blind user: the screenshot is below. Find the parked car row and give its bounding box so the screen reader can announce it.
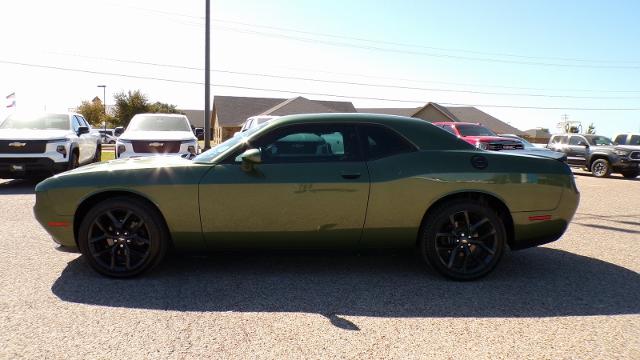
[546,133,640,178]
[0,113,101,179]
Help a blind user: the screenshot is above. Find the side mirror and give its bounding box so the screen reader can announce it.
[114,126,125,136]
[241,148,262,163]
[77,126,89,135]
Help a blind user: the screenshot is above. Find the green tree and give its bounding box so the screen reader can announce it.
[148,101,182,114]
[113,90,150,127]
[587,123,596,134]
[77,97,117,127]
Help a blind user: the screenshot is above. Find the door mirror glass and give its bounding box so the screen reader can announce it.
[77,126,89,135]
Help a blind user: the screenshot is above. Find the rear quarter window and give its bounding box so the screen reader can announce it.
[359,124,416,160]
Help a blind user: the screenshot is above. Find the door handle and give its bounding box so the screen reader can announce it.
[341,172,361,179]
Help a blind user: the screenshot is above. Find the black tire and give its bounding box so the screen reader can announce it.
[591,159,611,178]
[420,199,506,281]
[93,145,101,163]
[67,150,79,171]
[78,197,169,278]
[621,169,639,179]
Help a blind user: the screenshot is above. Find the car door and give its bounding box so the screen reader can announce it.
[567,135,589,165]
[72,115,91,163]
[198,123,370,249]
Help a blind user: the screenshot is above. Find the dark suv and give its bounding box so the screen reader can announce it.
[547,134,640,178]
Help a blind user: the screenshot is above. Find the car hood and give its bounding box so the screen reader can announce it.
[462,135,520,143]
[58,155,196,176]
[0,129,70,140]
[614,145,640,151]
[119,131,196,141]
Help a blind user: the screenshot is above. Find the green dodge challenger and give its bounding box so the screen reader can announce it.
[34,113,579,280]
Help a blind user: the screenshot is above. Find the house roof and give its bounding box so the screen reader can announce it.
[443,106,525,135]
[213,96,357,127]
[260,97,343,116]
[213,96,286,127]
[357,107,419,117]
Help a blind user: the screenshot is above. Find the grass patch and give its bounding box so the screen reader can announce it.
[101,150,116,162]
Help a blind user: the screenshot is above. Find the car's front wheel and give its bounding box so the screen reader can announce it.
[591,159,611,178]
[420,199,506,280]
[78,197,169,278]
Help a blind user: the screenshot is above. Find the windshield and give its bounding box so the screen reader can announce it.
[193,123,267,162]
[127,115,191,132]
[456,124,497,137]
[0,114,69,130]
[587,136,613,146]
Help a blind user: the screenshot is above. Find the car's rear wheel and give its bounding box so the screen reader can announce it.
[621,169,639,179]
[420,200,506,280]
[591,159,611,178]
[78,197,168,278]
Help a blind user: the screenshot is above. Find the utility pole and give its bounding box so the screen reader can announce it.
[97,85,107,132]
[204,0,211,150]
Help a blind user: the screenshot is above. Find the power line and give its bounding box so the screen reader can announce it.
[47,52,640,100]
[2,59,640,111]
[113,4,640,66]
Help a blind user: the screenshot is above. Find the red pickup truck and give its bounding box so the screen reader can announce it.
[433,122,524,151]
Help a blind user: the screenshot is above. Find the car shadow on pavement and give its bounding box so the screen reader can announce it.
[0,179,38,195]
[51,247,640,322]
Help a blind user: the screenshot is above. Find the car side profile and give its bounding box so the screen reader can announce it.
[547,134,639,178]
[0,112,101,179]
[116,113,199,159]
[34,113,579,280]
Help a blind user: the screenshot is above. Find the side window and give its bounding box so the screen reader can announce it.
[439,125,456,135]
[559,136,568,144]
[359,124,416,160]
[78,116,90,128]
[71,116,82,131]
[569,136,586,146]
[630,135,640,145]
[251,124,361,164]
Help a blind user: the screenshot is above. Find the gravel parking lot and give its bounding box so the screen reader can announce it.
[1,173,638,359]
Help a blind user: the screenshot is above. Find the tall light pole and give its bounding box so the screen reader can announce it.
[204,0,211,150]
[97,85,107,132]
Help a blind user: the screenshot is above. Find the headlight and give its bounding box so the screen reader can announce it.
[614,149,629,156]
[47,138,68,143]
[476,141,488,150]
[56,145,67,158]
[117,139,131,144]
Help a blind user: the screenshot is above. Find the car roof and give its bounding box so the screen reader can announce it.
[260,113,475,151]
[432,121,481,126]
[132,113,187,118]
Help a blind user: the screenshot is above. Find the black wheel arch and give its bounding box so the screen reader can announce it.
[419,191,515,249]
[587,153,611,168]
[73,190,172,247]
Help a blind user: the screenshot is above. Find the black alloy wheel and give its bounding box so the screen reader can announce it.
[421,200,506,280]
[591,159,611,178]
[78,197,168,277]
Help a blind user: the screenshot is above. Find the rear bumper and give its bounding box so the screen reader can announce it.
[0,157,68,178]
[510,186,580,250]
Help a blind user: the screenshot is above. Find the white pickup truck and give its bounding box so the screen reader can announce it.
[0,113,101,179]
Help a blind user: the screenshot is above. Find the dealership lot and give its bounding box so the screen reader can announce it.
[0,174,638,359]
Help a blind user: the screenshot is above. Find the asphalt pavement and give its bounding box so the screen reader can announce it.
[1,173,638,359]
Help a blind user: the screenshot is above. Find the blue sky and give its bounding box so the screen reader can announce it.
[1,0,639,136]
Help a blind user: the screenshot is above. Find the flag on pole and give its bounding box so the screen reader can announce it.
[6,92,16,108]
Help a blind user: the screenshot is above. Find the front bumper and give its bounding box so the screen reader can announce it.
[0,157,68,178]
